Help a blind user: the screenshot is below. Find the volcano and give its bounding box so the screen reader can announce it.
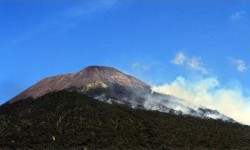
[7,66,234,122]
[1,66,250,149]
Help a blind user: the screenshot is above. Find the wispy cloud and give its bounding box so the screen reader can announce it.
[67,0,117,17]
[171,52,186,65]
[230,11,247,21]
[153,76,250,125]
[171,52,208,74]
[131,62,154,71]
[10,0,118,45]
[229,58,248,72]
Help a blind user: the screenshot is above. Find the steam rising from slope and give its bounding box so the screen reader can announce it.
[152,76,250,125]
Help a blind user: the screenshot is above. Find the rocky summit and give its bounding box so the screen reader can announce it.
[9,66,151,104]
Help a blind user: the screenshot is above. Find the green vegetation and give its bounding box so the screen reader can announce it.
[0,91,250,149]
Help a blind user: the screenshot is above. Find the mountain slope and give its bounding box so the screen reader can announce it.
[9,66,151,104]
[7,66,234,122]
[0,91,249,149]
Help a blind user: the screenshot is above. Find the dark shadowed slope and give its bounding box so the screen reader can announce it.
[0,91,249,149]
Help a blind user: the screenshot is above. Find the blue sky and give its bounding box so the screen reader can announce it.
[1,0,250,123]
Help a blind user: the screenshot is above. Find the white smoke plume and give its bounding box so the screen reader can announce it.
[152,76,250,125]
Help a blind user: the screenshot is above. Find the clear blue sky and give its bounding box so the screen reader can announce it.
[1,0,250,105]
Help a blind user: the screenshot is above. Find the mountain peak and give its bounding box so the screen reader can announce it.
[9,66,150,103]
[75,65,123,79]
[83,65,118,71]
[78,66,117,74]
[7,65,234,123]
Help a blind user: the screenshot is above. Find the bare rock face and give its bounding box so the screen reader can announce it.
[9,66,151,104]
